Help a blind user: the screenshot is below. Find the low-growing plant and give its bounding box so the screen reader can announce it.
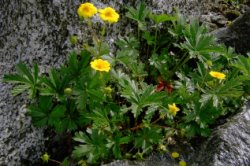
[3,1,250,165]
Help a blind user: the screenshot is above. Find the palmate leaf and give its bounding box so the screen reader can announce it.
[3,63,41,98]
[180,19,220,61]
[116,36,139,50]
[233,56,250,75]
[200,75,244,107]
[182,100,221,137]
[107,133,131,159]
[142,32,155,45]
[48,105,66,126]
[11,84,30,96]
[168,13,187,37]
[149,13,176,24]
[138,85,166,108]
[3,74,30,84]
[16,63,35,83]
[126,2,150,30]
[216,77,244,98]
[63,50,91,78]
[73,130,109,163]
[75,72,106,110]
[134,127,162,150]
[116,49,139,68]
[117,70,167,117]
[40,68,71,99]
[27,96,53,127]
[86,109,111,132]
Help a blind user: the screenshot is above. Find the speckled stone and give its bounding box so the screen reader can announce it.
[214,9,250,54]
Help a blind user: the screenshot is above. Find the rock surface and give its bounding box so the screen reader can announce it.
[191,103,250,166]
[0,0,249,165]
[214,9,250,54]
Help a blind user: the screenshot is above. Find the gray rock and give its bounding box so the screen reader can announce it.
[191,103,250,166]
[214,9,250,54]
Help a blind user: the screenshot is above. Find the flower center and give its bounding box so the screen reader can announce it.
[83,7,90,13]
[105,11,112,17]
[96,63,104,69]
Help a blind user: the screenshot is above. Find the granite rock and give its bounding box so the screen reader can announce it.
[214,9,250,54]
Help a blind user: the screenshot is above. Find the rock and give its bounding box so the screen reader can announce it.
[104,154,178,166]
[214,9,250,54]
[191,102,250,166]
[211,14,228,27]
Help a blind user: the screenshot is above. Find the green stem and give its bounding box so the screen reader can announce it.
[137,25,141,62]
[153,28,158,54]
[169,51,190,79]
[49,159,62,164]
[137,24,140,40]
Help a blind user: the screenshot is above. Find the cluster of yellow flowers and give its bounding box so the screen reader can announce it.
[77,2,119,23]
[77,3,117,72]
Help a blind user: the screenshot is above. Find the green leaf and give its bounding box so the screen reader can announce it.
[87,109,111,131]
[73,130,109,163]
[3,74,30,84]
[27,96,53,127]
[48,105,65,126]
[16,63,34,83]
[149,13,176,24]
[142,32,155,45]
[134,127,162,150]
[11,84,30,96]
[3,63,41,98]
[126,2,150,30]
[168,13,187,37]
[233,56,250,75]
[41,68,71,99]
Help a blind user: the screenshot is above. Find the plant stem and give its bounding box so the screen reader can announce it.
[153,28,158,54]
[49,159,62,164]
[169,51,190,79]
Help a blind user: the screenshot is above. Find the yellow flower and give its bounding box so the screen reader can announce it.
[77,3,97,18]
[179,160,187,166]
[168,103,180,116]
[209,71,226,80]
[171,152,180,158]
[90,59,111,72]
[41,152,50,163]
[98,7,119,23]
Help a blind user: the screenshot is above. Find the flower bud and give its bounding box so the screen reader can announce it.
[206,60,213,67]
[64,88,73,95]
[41,152,50,163]
[158,144,167,152]
[70,35,78,45]
[104,86,112,95]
